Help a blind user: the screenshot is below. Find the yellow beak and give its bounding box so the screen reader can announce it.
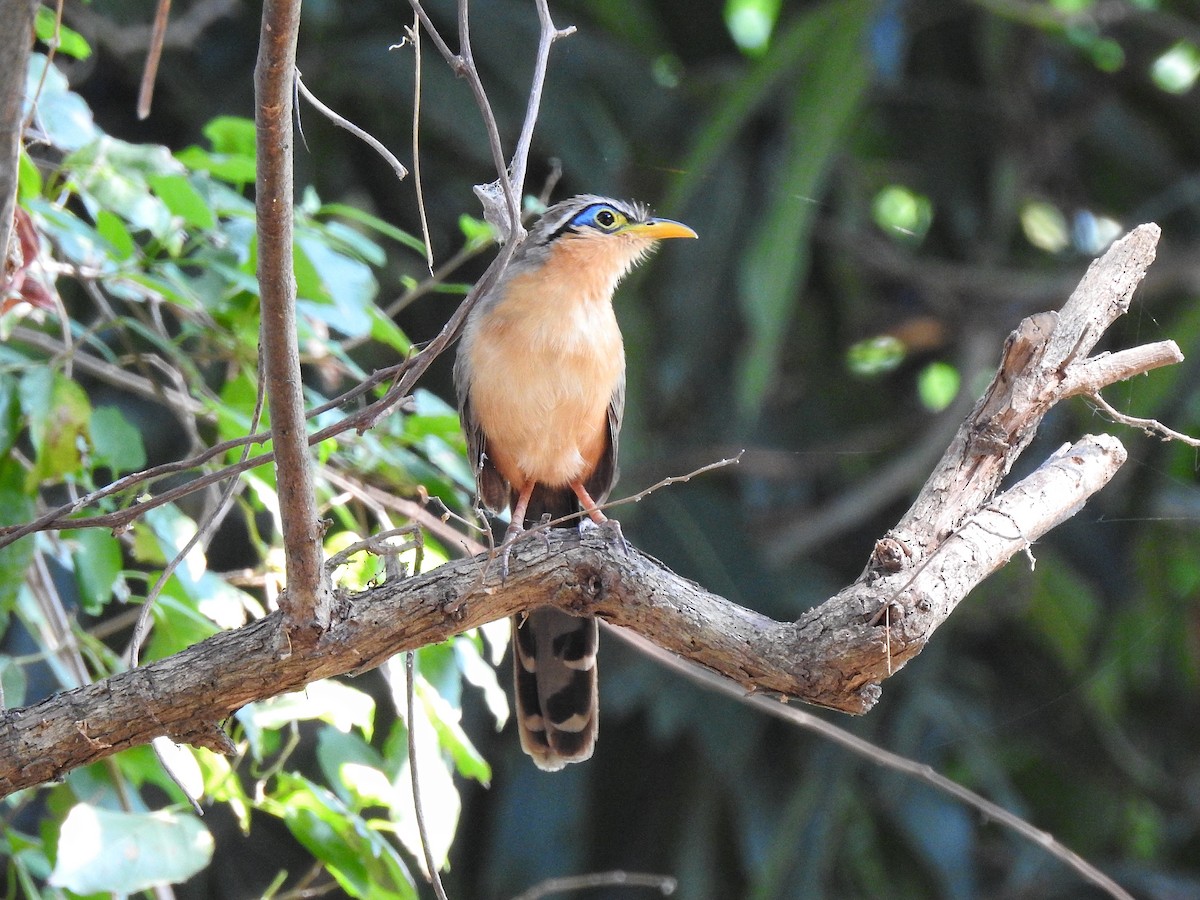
[624,218,698,240]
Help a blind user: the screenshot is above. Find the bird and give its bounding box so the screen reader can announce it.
[454,194,696,770]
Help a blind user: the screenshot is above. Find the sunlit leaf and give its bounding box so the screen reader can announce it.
[149,173,217,230]
[725,0,781,56]
[1020,199,1069,253]
[246,679,376,740]
[202,115,257,157]
[0,655,27,709]
[847,335,906,377]
[1151,41,1200,94]
[25,54,98,151]
[34,8,92,60]
[49,805,212,894]
[916,361,960,412]
[17,148,41,200]
[872,184,933,243]
[273,774,417,899]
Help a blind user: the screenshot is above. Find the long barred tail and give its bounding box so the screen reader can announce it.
[512,608,599,771]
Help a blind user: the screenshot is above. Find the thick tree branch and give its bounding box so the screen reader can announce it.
[0,224,1174,796]
[255,0,334,638]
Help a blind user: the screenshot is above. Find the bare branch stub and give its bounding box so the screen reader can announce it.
[893,224,1163,555]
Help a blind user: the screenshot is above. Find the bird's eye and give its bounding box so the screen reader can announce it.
[570,204,626,232]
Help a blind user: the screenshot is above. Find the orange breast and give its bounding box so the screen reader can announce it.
[464,256,625,492]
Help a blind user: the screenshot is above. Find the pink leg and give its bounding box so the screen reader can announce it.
[569,481,608,525]
[500,481,537,578]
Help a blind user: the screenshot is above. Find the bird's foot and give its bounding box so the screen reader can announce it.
[499,521,524,580]
[535,513,554,552]
[579,517,629,555]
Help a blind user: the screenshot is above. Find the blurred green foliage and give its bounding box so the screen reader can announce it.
[2,0,1200,898]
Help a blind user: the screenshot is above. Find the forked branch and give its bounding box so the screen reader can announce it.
[0,224,1173,797]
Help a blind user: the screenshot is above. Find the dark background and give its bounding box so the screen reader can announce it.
[54,0,1200,896]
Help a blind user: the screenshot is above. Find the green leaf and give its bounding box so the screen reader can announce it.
[175,146,257,184]
[317,727,395,810]
[244,679,376,740]
[139,591,221,661]
[19,368,91,486]
[49,805,212,894]
[25,54,98,151]
[419,679,491,784]
[0,376,20,458]
[367,306,413,354]
[457,213,496,249]
[17,148,42,200]
[274,774,416,899]
[202,116,257,157]
[93,209,136,260]
[0,457,34,627]
[916,361,960,412]
[732,0,874,417]
[34,8,92,60]
[65,136,182,237]
[148,173,217,230]
[319,219,388,267]
[320,202,428,255]
[846,335,906,377]
[68,528,124,615]
[0,655,27,709]
[295,229,379,337]
[454,634,509,729]
[90,405,147,474]
[725,0,782,56]
[378,672,463,870]
[28,199,119,271]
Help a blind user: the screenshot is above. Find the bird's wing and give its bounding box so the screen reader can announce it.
[585,374,625,505]
[453,350,510,512]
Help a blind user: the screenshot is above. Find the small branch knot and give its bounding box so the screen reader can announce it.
[869,535,910,575]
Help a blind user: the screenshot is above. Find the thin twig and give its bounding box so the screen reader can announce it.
[405,19,433,270]
[506,1,575,210]
[8,325,209,416]
[324,525,421,574]
[320,466,486,552]
[602,453,743,511]
[125,372,265,666]
[511,870,677,900]
[402,520,447,900]
[611,628,1134,900]
[1089,390,1200,447]
[406,0,518,233]
[294,70,408,181]
[405,653,448,900]
[137,0,171,119]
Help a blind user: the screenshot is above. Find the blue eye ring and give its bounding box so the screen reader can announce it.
[571,204,624,232]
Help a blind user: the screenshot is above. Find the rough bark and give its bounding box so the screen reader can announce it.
[0,0,39,275]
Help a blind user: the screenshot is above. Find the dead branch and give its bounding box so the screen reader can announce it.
[0,224,1173,800]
